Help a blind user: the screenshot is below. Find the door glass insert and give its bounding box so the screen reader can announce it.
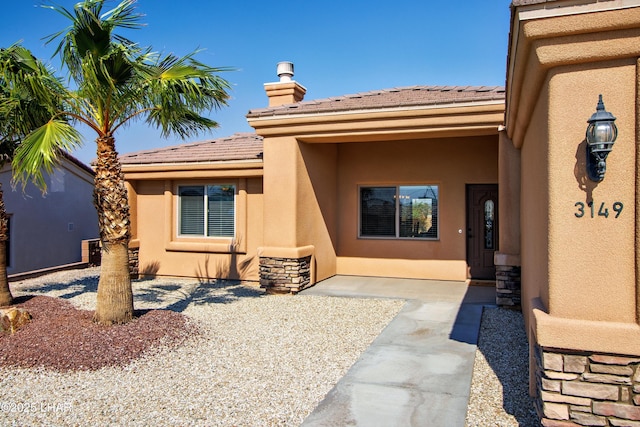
[484,200,495,250]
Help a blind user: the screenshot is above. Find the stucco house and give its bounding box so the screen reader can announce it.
[120,86,504,286]
[120,0,640,425]
[2,152,99,275]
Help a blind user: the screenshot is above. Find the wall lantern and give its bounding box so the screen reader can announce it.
[585,94,618,182]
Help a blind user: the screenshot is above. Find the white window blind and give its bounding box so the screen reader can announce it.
[207,185,235,237]
[179,185,235,237]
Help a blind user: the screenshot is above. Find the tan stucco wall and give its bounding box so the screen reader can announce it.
[260,134,498,282]
[252,98,505,284]
[336,137,498,280]
[506,3,640,357]
[547,61,636,323]
[130,176,263,281]
[261,137,338,282]
[520,80,550,327]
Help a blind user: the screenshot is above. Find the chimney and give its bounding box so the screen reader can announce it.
[264,61,306,107]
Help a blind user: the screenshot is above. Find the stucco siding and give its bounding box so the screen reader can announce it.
[547,61,636,324]
[520,80,551,330]
[133,177,263,281]
[335,136,498,280]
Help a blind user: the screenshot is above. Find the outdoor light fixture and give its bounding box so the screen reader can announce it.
[585,94,618,182]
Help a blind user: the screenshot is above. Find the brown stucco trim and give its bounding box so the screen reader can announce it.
[122,161,263,181]
[532,298,640,356]
[249,102,505,141]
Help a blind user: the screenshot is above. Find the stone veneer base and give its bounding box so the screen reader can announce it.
[496,264,521,308]
[259,255,312,294]
[128,246,139,279]
[535,344,640,426]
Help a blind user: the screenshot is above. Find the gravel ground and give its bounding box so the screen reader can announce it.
[3,268,403,426]
[466,307,539,426]
[3,267,538,426]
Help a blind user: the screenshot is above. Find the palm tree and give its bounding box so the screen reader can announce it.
[0,44,65,306]
[10,0,232,324]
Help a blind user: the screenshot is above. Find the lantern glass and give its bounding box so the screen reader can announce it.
[587,121,616,145]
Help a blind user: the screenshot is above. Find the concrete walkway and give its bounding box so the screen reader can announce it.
[299,275,496,427]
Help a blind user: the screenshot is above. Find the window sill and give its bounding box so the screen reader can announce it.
[166,240,245,254]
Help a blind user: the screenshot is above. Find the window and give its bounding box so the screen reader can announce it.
[360,185,439,239]
[178,185,235,238]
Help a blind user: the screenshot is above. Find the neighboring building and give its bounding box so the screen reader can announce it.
[121,0,640,425]
[2,152,99,275]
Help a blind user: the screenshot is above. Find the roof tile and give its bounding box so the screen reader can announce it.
[246,85,505,119]
[119,133,263,165]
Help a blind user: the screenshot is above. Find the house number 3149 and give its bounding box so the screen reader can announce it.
[574,201,624,218]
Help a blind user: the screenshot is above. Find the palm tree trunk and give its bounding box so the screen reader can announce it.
[93,135,133,325]
[0,186,13,307]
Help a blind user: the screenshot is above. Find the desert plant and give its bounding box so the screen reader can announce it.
[9,0,232,323]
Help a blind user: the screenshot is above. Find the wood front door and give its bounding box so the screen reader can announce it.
[466,184,498,280]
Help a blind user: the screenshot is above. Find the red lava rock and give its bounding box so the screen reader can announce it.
[0,295,197,372]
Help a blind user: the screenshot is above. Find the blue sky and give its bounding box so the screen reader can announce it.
[1,1,512,164]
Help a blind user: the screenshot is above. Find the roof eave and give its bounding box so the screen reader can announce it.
[122,159,263,180]
[248,100,506,141]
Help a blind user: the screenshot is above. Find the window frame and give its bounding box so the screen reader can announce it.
[358,184,440,241]
[177,183,236,239]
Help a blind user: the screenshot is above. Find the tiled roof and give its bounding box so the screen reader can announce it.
[247,85,505,118]
[511,0,561,6]
[119,133,263,165]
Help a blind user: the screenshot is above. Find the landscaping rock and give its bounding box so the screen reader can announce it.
[0,308,31,334]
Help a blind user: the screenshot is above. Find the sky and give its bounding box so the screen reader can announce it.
[1,1,513,165]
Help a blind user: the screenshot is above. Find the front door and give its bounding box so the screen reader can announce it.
[466,184,498,280]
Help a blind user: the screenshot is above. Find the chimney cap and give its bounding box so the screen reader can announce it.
[276,61,294,82]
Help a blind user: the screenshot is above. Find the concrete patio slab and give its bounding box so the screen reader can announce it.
[300,275,496,427]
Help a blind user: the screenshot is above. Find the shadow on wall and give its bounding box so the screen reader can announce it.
[195,237,256,284]
[195,253,255,285]
[137,237,257,283]
[139,261,160,280]
[575,139,598,205]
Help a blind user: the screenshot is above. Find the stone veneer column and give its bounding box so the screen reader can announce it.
[259,255,311,294]
[496,264,521,308]
[494,253,521,308]
[535,345,640,426]
[128,246,139,279]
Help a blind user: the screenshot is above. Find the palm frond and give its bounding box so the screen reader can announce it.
[11,120,82,191]
[0,44,73,171]
[101,0,144,31]
[119,50,232,138]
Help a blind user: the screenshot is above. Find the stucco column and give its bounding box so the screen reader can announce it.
[259,136,314,293]
[495,129,521,307]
